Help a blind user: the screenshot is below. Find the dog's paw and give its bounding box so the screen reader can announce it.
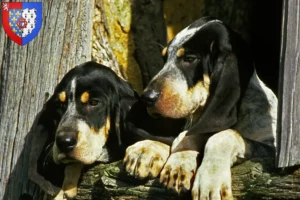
[191,162,233,200]
[53,190,67,200]
[123,140,170,179]
[54,190,64,200]
[53,188,77,200]
[64,187,78,199]
[159,151,198,194]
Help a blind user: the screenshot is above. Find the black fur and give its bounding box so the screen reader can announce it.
[36,61,184,187]
[144,17,255,152]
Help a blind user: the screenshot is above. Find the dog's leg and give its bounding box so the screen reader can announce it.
[123,140,170,179]
[54,163,83,200]
[159,131,202,194]
[191,129,251,200]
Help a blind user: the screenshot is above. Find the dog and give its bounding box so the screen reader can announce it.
[123,17,277,200]
[34,61,184,199]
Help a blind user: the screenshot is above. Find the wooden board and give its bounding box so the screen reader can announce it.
[277,0,300,167]
[0,1,93,199]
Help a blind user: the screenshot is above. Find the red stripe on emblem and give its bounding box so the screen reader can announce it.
[2,2,22,45]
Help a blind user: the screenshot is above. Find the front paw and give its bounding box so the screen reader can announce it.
[54,190,65,200]
[54,163,82,200]
[123,140,170,179]
[160,151,198,194]
[54,188,77,200]
[191,163,233,200]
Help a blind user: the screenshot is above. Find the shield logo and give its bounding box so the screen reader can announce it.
[2,2,42,46]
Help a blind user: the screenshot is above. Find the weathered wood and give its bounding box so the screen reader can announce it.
[277,0,300,168]
[74,158,300,200]
[0,0,291,200]
[0,0,93,199]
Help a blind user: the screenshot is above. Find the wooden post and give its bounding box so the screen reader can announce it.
[0,1,93,199]
[277,0,300,168]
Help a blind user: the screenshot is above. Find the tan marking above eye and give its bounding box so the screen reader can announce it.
[176,48,185,57]
[81,92,89,103]
[162,47,168,57]
[59,91,66,102]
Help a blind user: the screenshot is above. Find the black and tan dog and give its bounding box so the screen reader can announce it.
[124,17,277,200]
[34,62,184,199]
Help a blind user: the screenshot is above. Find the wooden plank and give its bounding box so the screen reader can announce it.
[277,0,300,167]
[0,0,93,199]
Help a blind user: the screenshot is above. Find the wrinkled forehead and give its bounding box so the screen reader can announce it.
[168,19,222,53]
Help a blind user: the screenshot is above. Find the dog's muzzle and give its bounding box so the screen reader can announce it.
[141,89,160,107]
[56,127,77,153]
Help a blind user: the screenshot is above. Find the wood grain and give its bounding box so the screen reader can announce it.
[75,159,300,200]
[277,0,300,168]
[0,0,93,199]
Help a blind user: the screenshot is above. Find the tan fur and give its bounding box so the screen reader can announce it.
[154,77,209,119]
[160,151,199,194]
[80,91,89,103]
[124,140,170,179]
[54,163,83,200]
[203,74,210,87]
[171,131,187,151]
[162,47,168,57]
[176,48,185,57]
[59,91,66,103]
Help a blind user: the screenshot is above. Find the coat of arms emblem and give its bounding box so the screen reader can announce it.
[2,2,42,46]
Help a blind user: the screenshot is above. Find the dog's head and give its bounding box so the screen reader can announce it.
[38,61,136,165]
[142,17,254,134]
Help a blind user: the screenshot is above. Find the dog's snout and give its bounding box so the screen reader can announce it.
[56,132,77,153]
[141,90,160,107]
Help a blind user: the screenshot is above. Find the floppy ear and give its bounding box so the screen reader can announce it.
[173,23,254,152]
[110,77,138,147]
[29,93,66,196]
[189,52,241,134]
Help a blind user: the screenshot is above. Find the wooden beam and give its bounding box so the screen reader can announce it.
[75,159,300,200]
[0,1,93,199]
[277,0,300,167]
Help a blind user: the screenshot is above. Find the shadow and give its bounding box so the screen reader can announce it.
[200,0,282,94]
[129,0,167,88]
[88,161,183,200]
[4,110,64,200]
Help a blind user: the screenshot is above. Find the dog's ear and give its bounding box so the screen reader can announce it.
[174,21,254,152]
[37,93,66,183]
[29,92,66,196]
[189,52,241,134]
[110,77,137,146]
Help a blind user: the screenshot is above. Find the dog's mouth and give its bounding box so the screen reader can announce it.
[146,107,163,119]
[56,152,77,164]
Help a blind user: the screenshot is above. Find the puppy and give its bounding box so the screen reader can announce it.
[34,61,184,199]
[124,17,277,200]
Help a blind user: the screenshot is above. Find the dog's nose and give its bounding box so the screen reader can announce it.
[141,90,160,107]
[56,134,77,153]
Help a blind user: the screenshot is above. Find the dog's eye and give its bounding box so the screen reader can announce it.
[183,55,197,63]
[89,99,99,106]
